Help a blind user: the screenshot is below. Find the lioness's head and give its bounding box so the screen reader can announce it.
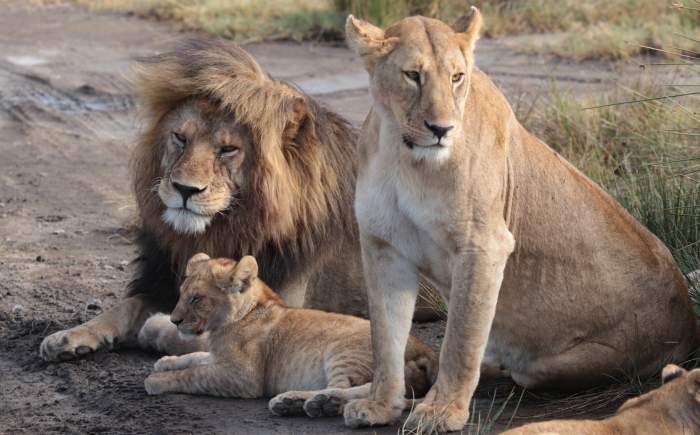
[170,253,260,337]
[156,100,254,236]
[346,8,482,162]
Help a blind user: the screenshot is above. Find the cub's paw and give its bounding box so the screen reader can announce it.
[153,356,180,372]
[40,326,104,362]
[405,403,468,433]
[269,394,307,416]
[304,393,343,418]
[343,398,401,428]
[144,372,172,395]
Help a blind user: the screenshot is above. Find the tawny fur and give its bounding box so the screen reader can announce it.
[39,36,367,362]
[141,254,439,419]
[502,364,700,435]
[343,8,699,432]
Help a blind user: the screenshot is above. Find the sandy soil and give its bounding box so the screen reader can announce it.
[0,2,631,434]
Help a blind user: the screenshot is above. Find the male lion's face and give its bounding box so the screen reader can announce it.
[157,99,253,235]
[347,10,482,163]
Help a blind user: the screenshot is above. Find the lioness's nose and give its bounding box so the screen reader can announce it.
[171,317,183,326]
[172,182,206,203]
[424,121,453,139]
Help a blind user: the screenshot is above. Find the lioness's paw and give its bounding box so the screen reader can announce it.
[269,394,307,416]
[343,398,401,428]
[405,403,468,433]
[304,393,342,418]
[153,356,180,372]
[144,372,171,395]
[40,326,103,362]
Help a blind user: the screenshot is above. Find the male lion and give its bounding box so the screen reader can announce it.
[141,253,438,419]
[343,7,699,431]
[40,36,367,362]
[501,364,700,434]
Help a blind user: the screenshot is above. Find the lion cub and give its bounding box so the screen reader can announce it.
[502,364,700,435]
[141,253,438,418]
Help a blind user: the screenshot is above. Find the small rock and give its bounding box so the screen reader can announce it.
[0,202,4,207]
[0,214,7,218]
[87,299,102,310]
[119,260,130,266]
[103,265,114,270]
[36,255,45,262]
[52,230,65,235]
[11,304,23,312]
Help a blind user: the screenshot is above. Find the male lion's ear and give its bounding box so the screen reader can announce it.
[346,15,398,65]
[282,98,307,144]
[185,253,211,277]
[228,255,258,293]
[662,364,687,384]
[452,7,483,60]
[686,369,700,402]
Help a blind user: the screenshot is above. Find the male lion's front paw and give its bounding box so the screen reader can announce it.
[405,403,468,433]
[40,326,103,362]
[144,372,172,395]
[269,394,307,416]
[153,356,180,372]
[343,398,401,428]
[304,393,343,418]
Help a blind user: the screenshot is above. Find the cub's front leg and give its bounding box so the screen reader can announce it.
[145,363,263,398]
[153,352,213,372]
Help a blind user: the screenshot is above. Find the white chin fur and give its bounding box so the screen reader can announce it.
[162,208,212,236]
[178,331,199,340]
[411,144,451,163]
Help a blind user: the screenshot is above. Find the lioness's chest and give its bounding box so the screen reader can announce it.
[356,154,454,288]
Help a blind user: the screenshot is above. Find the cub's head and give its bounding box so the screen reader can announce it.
[170,253,260,337]
[346,8,482,162]
[616,364,700,423]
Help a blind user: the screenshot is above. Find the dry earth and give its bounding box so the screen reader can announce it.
[0,2,638,434]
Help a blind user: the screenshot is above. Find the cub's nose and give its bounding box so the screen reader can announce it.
[172,182,206,203]
[171,317,183,326]
[424,121,453,140]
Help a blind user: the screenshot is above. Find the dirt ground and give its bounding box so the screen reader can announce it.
[0,2,635,434]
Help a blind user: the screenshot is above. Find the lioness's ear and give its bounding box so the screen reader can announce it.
[662,364,687,384]
[452,7,483,60]
[686,369,700,402]
[229,255,258,293]
[346,15,398,65]
[185,253,211,277]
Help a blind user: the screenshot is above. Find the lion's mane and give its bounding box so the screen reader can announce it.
[126,36,358,309]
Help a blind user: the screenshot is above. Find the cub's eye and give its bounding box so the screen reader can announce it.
[173,132,187,144]
[190,296,201,304]
[404,71,420,82]
[452,73,464,83]
[220,145,239,156]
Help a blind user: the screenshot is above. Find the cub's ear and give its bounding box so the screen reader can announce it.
[686,368,700,402]
[662,364,687,384]
[229,256,259,293]
[346,15,398,67]
[185,253,211,277]
[452,7,483,61]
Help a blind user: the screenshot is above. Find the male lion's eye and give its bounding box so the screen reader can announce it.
[173,132,187,144]
[404,71,420,82]
[452,73,464,83]
[220,146,239,155]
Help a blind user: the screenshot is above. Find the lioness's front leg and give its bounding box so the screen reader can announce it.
[144,363,263,398]
[40,295,154,362]
[343,241,420,428]
[406,228,514,432]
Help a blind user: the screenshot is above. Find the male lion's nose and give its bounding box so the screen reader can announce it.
[172,182,206,204]
[171,317,183,326]
[424,121,453,140]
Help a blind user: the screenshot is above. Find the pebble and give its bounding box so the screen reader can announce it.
[52,230,65,235]
[11,304,23,312]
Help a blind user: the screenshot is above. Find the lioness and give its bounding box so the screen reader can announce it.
[343,7,699,431]
[501,364,700,435]
[141,253,438,419]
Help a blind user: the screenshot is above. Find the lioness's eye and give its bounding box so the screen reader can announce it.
[220,146,239,155]
[452,73,464,83]
[173,132,187,144]
[404,71,420,82]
